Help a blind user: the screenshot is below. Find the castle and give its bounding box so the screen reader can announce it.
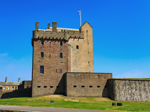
[31,21,112,97]
[0,21,149,102]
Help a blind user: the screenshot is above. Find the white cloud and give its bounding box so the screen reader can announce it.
[118,69,150,78]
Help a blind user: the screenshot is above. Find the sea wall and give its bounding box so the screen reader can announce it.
[108,79,150,102]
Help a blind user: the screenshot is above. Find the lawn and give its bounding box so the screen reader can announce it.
[0,95,150,112]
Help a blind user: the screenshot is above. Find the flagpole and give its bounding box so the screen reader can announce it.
[80,10,81,27]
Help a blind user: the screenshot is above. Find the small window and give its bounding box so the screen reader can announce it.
[49,54,51,58]
[73,85,77,88]
[41,41,44,45]
[97,86,100,88]
[8,86,10,90]
[12,86,14,90]
[89,86,93,88]
[81,85,85,88]
[3,86,5,90]
[40,66,44,74]
[60,53,63,58]
[56,69,57,73]
[76,45,79,49]
[41,52,44,58]
[50,86,53,88]
[60,69,62,73]
[60,41,63,46]
[44,86,47,88]
[37,86,41,88]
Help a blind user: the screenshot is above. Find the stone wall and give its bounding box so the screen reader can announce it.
[0,88,31,99]
[32,39,69,97]
[108,79,150,102]
[68,22,94,73]
[66,72,112,97]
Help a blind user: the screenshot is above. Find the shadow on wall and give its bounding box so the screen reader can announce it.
[1,88,32,99]
[54,74,66,95]
[102,80,110,97]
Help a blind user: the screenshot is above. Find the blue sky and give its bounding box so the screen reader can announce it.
[0,0,150,82]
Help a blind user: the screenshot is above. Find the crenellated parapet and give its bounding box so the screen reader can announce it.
[32,21,84,46]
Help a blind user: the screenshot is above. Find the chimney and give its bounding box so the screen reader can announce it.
[5,77,7,82]
[18,77,21,83]
[36,21,39,30]
[48,23,50,29]
[52,22,57,32]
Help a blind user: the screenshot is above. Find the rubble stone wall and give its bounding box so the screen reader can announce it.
[108,79,150,102]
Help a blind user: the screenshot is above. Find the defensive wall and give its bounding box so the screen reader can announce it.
[66,72,112,97]
[108,79,150,102]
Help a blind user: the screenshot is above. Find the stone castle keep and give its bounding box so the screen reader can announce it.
[32,21,112,97]
[0,21,149,102]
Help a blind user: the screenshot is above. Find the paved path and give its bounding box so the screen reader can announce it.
[0,105,117,112]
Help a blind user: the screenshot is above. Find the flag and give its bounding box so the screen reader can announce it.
[77,9,81,15]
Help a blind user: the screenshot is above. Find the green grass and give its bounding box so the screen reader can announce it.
[0,95,150,112]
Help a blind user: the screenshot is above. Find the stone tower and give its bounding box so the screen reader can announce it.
[32,21,94,97]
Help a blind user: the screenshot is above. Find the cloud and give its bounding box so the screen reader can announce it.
[118,69,150,78]
[0,53,32,82]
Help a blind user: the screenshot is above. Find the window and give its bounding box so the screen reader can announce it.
[12,86,14,90]
[41,52,44,58]
[49,54,51,58]
[50,86,53,88]
[40,66,44,74]
[41,41,44,45]
[60,41,63,46]
[76,45,79,49]
[8,86,10,90]
[60,53,63,58]
[60,69,62,73]
[37,86,41,88]
[89,86,93,88]
[56,69,57,73]
[97,86,100,88]
[44,86,47,88]
[3,86,5,90]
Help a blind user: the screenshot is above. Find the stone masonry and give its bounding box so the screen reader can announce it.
[108,79,150,102]
[32,21,95,97]
[66,72,112,97]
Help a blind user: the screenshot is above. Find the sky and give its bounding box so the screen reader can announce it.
[0,0,150,82]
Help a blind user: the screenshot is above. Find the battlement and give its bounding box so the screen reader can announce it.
[32,22,84,42]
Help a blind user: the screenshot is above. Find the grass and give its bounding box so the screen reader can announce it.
[0,95,150,112]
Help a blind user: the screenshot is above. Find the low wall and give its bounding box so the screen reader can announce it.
[108,79,150,102]
[66,72,112,97]
[0,88,31,99]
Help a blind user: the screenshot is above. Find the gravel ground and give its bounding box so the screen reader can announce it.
[0,105,118,112]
